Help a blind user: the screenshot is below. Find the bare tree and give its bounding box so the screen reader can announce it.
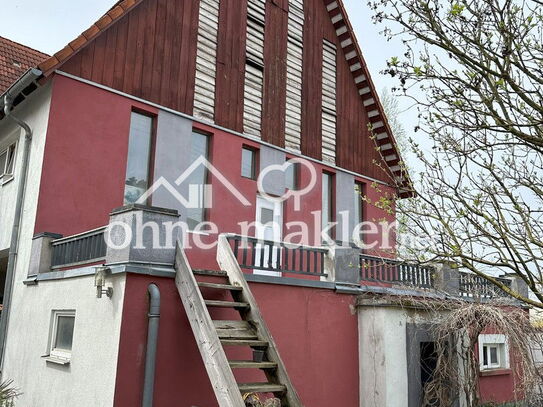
[368,0,543,308]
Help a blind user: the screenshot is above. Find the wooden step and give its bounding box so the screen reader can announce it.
[198,282,242,291]
[229,360,277,369]
[192,269,228,277]
[214,320,258,339]
[238,383,286,394]
[205,300,250,309]
[220,339,268,347]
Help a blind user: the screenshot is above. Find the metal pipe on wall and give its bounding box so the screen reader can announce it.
[142,283,161,407]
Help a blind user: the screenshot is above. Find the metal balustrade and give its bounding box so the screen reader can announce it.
[226,234,328,277]
[458,272,511,298]
[51,227,107,269]
[360,254,435,289]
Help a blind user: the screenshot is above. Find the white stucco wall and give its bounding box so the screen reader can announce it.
[358,306,409,407]
[3,274,125,407]
[0,83,127,406]
[0,84,51,252]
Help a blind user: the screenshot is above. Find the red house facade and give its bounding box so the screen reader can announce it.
[0,1,527,406]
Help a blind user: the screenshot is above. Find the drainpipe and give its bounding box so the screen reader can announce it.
[142,284,160,407]
[0,68,42,370]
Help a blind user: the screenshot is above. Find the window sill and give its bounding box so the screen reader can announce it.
[479,368,511,377]
[43,355,71,366]
[0,175,14,186]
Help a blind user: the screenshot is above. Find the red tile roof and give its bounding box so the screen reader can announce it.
[0,36,49,94]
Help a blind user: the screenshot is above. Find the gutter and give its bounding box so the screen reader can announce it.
[0,68,43,370]
[142,284,160,407]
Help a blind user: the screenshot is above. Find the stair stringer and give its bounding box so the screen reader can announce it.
[216,234,304,407]
[174,241,245,407]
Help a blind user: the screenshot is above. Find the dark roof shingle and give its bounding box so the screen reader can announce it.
[0,36,49,94]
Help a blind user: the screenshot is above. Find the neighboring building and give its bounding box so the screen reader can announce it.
[0,1,528,406]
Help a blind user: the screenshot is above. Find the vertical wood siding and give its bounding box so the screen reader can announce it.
[193,0,220,122]
[57,0,392,183]
[215,0,248,133]
[321,39,337,164]
[243,0,267,138]
[284,0,304,152]
[60,0,199,115]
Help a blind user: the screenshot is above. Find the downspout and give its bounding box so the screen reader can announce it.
[142,284,160,407]
[0,69,42,370]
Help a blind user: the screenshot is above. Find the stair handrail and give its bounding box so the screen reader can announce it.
[217,234,304,407]
[174,240,246,407]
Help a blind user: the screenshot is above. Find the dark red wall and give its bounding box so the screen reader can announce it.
[35,75,156,236]
[114,273,359,407]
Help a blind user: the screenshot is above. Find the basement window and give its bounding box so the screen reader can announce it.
[0,143,16,185]
[479,334,509,371]
[45,310,76,365]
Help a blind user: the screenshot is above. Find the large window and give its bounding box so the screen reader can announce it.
[285,161,300,191]
[354,182,364,227]
[321,172,334,238]
[0,143,16,184]
[47,310,76,364]
[187,131,210,229]
[124,112,153,205]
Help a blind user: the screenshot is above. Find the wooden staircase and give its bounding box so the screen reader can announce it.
[174,237,303,407]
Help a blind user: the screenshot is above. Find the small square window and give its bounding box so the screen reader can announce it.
[479,334,509,370]
[285,161,300,190]
[241,147,257,180]
[47,310,75,364]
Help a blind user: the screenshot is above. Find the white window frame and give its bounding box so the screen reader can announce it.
[47,310,76,364]
[0,142,17,185]
[478,334,509,371]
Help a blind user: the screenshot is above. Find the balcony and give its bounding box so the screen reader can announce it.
[26,204,524,302]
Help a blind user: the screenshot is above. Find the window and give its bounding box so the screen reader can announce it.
[479,334,509,370]
[321,172,334,236]
[0,143,16,183]
[124,112,154,205]
[241,147,257,179]
[187,131,210,230]
[354,182,364,227]
[47,310,75,363]
[285,161,300,190]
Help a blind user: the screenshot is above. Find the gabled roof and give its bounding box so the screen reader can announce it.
[0,36,49,94]
[323,0,410,195]
[38,0,143,76]
[36,0,411,195]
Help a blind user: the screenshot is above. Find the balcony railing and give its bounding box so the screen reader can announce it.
[51,227,107,269]
[226,234,328,277]
[360,254,435,289]
[458,272,511,299]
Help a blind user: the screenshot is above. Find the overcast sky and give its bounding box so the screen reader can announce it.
[0,0,415,138]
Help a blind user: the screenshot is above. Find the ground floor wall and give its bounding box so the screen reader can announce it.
[358,303,521,407]
[3,274,126,407]
[113,273,359,407]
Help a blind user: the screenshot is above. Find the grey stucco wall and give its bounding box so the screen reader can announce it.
[259,145,286,197]
[335,171,355,244]
[151,110,193,221]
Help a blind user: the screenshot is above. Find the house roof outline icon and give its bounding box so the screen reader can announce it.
[137,156,251,207]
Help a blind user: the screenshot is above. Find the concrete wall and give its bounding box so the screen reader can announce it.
[0,84,51,251]
[3,274,125,407]
[358,306,409,407]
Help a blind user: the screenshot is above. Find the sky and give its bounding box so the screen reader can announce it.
[0,0,415,138]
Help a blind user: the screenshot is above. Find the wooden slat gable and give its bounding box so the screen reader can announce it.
[36,0,410,191]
